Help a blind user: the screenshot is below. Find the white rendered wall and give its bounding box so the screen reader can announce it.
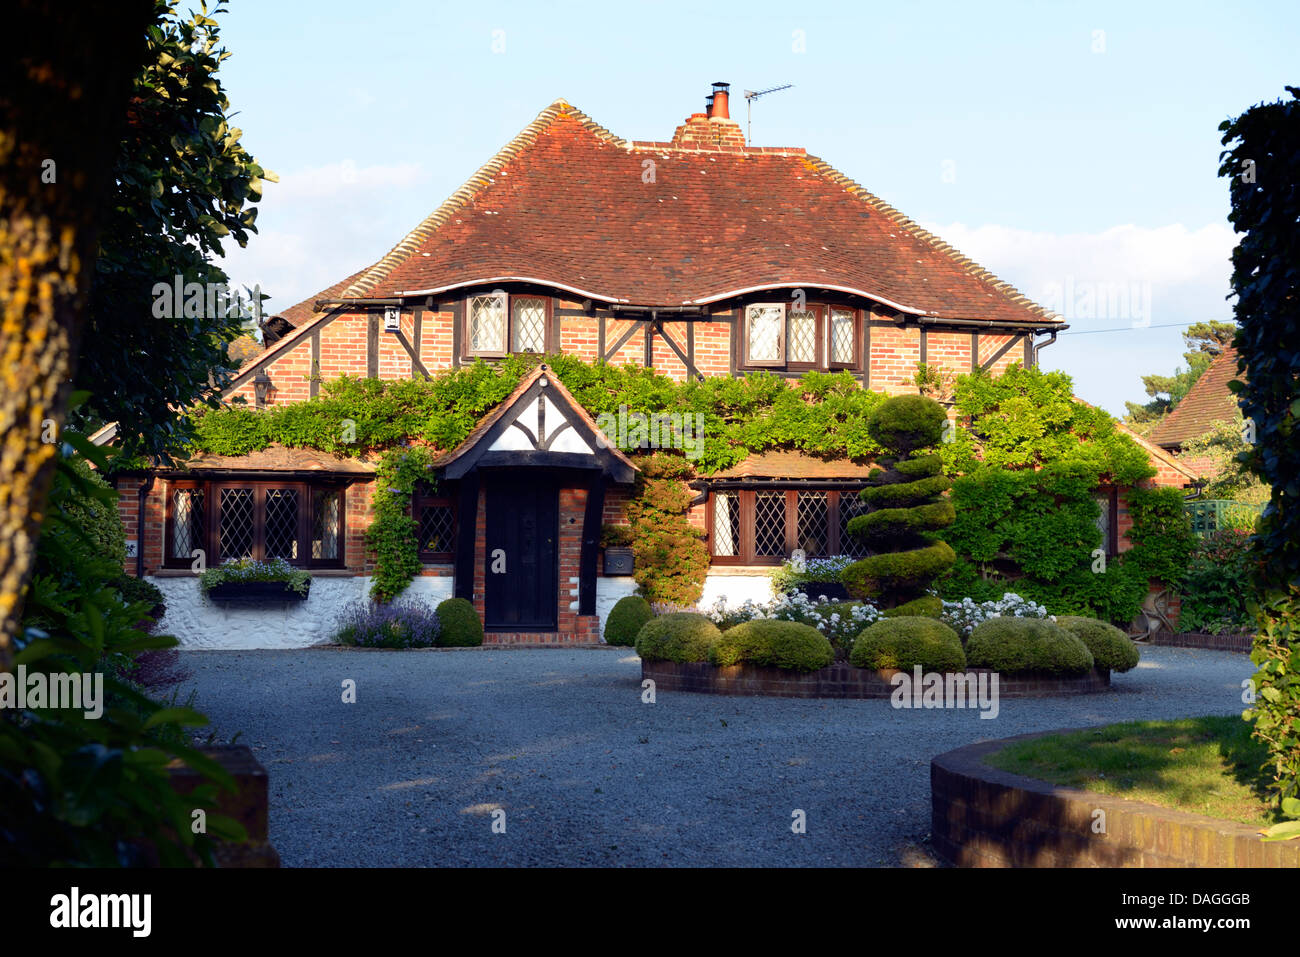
[699,573,775,609]
[148,575,454,650]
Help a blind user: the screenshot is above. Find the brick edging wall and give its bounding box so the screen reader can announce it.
[1143,632,1254,653]
[641,660,1111,699]
[930,730,1299,868]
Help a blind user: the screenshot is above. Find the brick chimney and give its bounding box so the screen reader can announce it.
[671,82,745,149]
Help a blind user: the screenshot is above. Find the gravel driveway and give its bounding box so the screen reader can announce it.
[175,645,1252,867]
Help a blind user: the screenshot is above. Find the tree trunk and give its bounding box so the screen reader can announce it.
[0,1,154,663]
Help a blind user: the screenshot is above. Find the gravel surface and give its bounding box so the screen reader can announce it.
[175,645,1252,867]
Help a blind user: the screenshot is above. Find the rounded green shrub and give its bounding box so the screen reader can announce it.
[605,595,654,646]
[113,575,165,618]
[866,394,947,453]
[965,617,1094,676]
[850,617,966,672]
[882,595,942,619]
[1055,615,1140,672]
[634,612,721,663]
[435,597,484,647]
[710,619,834,672]
[49,458,126,575]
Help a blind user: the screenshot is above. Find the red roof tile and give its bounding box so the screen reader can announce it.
[1149,346,1244,449]
[314,100,1060,324]
[708,451,878,480]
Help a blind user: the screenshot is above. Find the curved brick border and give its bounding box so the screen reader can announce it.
[1143,632,1253,653]
[640,660,1110,699]
[930,730,1299,868]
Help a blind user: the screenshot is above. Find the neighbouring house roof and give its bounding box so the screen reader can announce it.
[1112,420,1200,484]
[705,450,878,481]
[279,99,1060,328]
[164,444,377,474]
[1149,346,1244,450]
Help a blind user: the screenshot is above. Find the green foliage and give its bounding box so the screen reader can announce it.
[882,595,943,619]
[1123,321,1236,430]
[634,612,721,663]
[367,446,441,601]
[769,555,855,593]
[844,395,955,607]
[198,557,310,596]
[710,619,834,672]
[1179,530,1258,634]
[1221,87,1300,809]
[435,598,483,647]
[849,617,966,672]
[113,575,165,618]
[624,453,710,607]
[43,458,127,574]
[604,596,654,647]
[935,365,1192,623]
[966,617,1095,676]
[1180,416,1270,504]
[601,523,635,547]
[73,0,276,461]
[3,452,244,866]
[1055,615,1141,672]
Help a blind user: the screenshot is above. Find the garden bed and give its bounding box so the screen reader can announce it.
[931,721,1298,867]
[641,659,1112,699]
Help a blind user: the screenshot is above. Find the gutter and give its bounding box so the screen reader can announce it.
[916,316,1068,333]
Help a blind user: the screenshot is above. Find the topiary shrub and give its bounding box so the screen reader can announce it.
[882,595,942,619]
[843,395,955,609]
[849,617,966,672]
[1055,615,1140,672]
[634,612,720,663]
[435,597,484,647]
[965,617,1094,676]
[710,619,834,672]
[605,595,654,646]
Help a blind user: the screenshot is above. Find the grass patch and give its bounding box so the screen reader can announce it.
[985,715,1279,828]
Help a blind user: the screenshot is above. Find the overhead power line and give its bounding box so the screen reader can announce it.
[1058,321,1226,336]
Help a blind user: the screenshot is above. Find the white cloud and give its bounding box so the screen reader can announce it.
[920,221,1238,417]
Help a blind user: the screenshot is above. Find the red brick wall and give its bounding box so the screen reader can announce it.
[868,322,922,394]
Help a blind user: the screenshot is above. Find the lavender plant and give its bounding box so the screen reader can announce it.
[332,600,442,649]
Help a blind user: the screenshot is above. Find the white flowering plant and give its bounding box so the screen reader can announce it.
[199,556,312,596]
[940,592,1053,639]
[770,554,856,594]
[701,591,881,657]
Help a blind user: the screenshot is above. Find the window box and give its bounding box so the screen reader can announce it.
[206,580,311,602]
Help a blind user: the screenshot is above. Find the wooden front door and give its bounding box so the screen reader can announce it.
[484,475,558,630]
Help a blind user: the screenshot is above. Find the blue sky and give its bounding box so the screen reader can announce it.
[212,0,1299,415]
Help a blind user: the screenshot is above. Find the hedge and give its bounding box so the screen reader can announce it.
[850,617,966,672]
[634,612,721,663]
[965,617,1095,676]
[604,595,654,646]
[435,597,484,647]
[1055,615,1140,672]
[710,619,834,672]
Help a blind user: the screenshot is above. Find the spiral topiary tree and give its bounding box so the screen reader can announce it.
[842,394,955,615]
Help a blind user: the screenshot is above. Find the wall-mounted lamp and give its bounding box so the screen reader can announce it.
[253,372,274,408]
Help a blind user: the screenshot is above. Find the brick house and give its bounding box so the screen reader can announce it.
[108,84,1191,648]
[1149,345,1244,480]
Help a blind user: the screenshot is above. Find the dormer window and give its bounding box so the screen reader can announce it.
[465,292,552,358]
[741,301,860,372]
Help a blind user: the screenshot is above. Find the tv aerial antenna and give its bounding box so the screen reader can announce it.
[743,84,793,142]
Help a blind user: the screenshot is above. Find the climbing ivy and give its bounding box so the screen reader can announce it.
[366,447,441,602]
[937,365,1190,623]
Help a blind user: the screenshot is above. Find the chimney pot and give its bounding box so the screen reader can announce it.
[710,81,731,119]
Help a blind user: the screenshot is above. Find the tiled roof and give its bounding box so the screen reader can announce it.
[308,100,1059,324]
[1149,346,1244,450]
[274,266,373,328]
[706,451,878,480]
[169,444,377,473]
